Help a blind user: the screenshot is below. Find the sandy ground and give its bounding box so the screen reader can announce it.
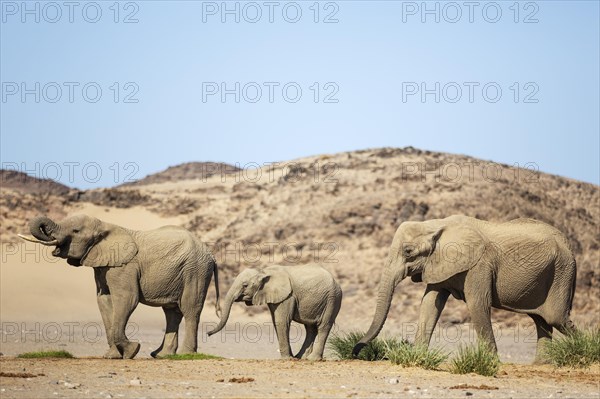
[1,358,599,399]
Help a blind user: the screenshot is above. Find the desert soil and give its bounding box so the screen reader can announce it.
[1,357,599,399]
[1,321,599,398]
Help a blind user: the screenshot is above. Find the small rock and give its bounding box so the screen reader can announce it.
[105,395,112,399]
[466,392,473,397]
[389,378,400,384]
[130,378,142,386]
[64,382,80,389]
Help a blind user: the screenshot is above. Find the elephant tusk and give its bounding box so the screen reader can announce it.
[17,234,59,246]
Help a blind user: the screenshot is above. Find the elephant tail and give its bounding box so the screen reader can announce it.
[213,258,222,318]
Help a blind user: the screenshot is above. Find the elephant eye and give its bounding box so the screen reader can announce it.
[242,283,248,288]
[403,247,415,257]
[73,229,80,233]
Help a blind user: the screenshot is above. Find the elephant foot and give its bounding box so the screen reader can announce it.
[306,354,324,361]
[151,348,177,358]
[119,342,141,359]
[103,346,122,359]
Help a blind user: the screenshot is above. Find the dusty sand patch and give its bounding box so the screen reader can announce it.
[0,358,598,399]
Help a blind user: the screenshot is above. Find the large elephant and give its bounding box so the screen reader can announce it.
[353,215,576,362]
[19,214,221,359]
[208,264,342,360]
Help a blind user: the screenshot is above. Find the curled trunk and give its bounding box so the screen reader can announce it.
[207,279,243,336]
[208,269,258,336]
[29,216,58,241]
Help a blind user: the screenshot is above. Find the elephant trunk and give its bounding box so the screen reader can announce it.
[29,216,59,242]
[353,256,404,356]
[207,279,243,336]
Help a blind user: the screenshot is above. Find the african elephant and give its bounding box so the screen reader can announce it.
[353,215,577,362]
[208,264,342,360]
[19,214,221,359]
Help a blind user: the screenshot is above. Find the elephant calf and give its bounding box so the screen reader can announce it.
[208,264,342,360]
[20,214,221,359]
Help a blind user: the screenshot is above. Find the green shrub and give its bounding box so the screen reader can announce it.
[161,353,222,360]
[17,350,74,359]
[385,341,448,370]
[543,328,600,368]
[450,342,500,377]
[328,331,403,361]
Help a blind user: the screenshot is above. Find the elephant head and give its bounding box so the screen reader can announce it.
[353,218,485,356]
[208,267,292,336]
[19,214,138,267]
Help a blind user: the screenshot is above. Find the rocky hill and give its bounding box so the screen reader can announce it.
[0,170,76,239]
[122,162,241,187]
[1,170,72,195]
[1,147,598,329]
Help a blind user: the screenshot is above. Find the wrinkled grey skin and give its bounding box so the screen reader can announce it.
[20,214,220,359]
[208,264,342,360]
[354,215,577,362]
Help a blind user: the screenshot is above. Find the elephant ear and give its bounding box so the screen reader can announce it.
[252,271,292,305]
[81,223,138,267]
[422,224,485,284]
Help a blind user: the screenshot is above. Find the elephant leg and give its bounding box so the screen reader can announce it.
[415,287,450,347]
[94,269,120,359]
[464,273,497,353]
[110,290,140,359]
[179,283,208,354]
[151,307,183,358]
[296,325,317,359]
[180,280,211,353]
[467,303,496,352]
[97,294,120,359]
[529,314,552,364]
[180,311,200,354]
[307,323,332,361]
[306,294,342,361]
[270,302,293,359]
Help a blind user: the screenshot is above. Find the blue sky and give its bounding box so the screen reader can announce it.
[1,1,598,188]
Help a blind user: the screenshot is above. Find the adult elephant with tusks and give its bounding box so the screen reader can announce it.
[353,215,577,363]
[19,214,221,359]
